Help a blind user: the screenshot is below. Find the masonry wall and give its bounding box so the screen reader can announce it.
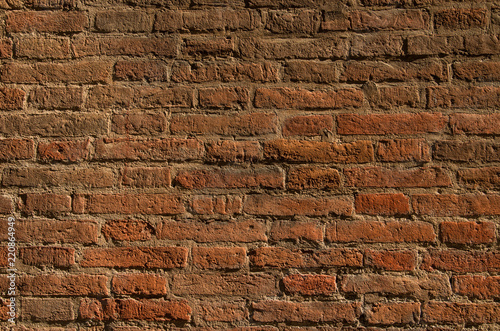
[0,0,499,329]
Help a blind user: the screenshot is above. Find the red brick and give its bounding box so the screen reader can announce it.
[440,221,495,244]
[114,60,168,82]
[377,139,431,162]
[192,247,246,269]
[6,11,87,33]
[345,166,451,188]
[355,193,410,216]
[171,113,276,135]
[95,138,203,161]
[112,113,167,135]
[252,301,360,323]
[413,194,500,216]
[453,61,500,81]
[264,139,374,163]
[338,113,446,135]
[341,274,451,300]
[73,36,179,57]
[464,34,500,55]
[282,274,336,295]
[407,35,463,56]
[270,221,323,242]
[205,140,261,163]
[2,167,114,188]
[76,193,185,215]
[198,87,249,109]
[434,140,500,162]
[0,139,34,161]
[450,113,500,134]
[287,167,340,190]
[19,247,75,267]
[19,275,108,296]
[155,9,262,32]
[81,247,188,268]
[24,0,76,9]
[38,139,91,162]
[171,61,279,83]
[79,298,191,321]
[421,250,500,273]
[172,274,276,296]
[0,38,12,59]
[285,61,339,83]
[95,10,152,32]
[102,220,154,241]
[428,86,500,108]
[0,197,12,214]
[369,86,420,109]
[112,274,167,295]
[350,9,429,31]
[340,59,447,82]
[255,87,363,109]
[22,298,75,321]
[121,167,171,187]
[282,115,333,137]
[15,36,71,59]
[367,302,420,325]
[175,167,283,189]
[250,247,363,268]
[453,275,500,299]
[326,220,436,243]
[321,11,350,31]
[1,61,111,84]
[239,37,349,59]
[0,87,25,110]
[267,10,320,34]
[435,8,487,29]
[157,219,266,242]
[364,249,417,271]
[29,87,82,110]
[423,302,500,324]
[191,195,242,215]
[351,34,404,57]
[244,194,352,216]
[247,0,328,7]
[22,193,71,215]
[197,301,247,322]
[6,220,97,244]
[184,36,235,57]
[458,167,500,189]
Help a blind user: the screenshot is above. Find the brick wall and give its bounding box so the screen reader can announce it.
[0,0,499,329]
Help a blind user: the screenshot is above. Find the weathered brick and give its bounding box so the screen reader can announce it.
[421,250,500,273]
[22,193,72,215]
[190,195,243,215]
[112,113,167,135]
[435,8,487,29]
[364,249,417,271]
[22,298,75,321]
[351,35,404,57]
[0,139,34,161]
[350,10,429,31]
[0,38,12,59]
[75,193,185,215]
[282,115,333,137]
[326,220,436,243]
[95,10,152,32]
[267,10,321,34]
[19,247,75,267]
[458,167,500,189]
[0,87,24,110]
[453,275,500,299]
[282,274,336,295]
[355,193,410,216]
[0,197,12,214]
[29,87,82,110]
[38,139,91,162]
[463,34,500,55]
[114,60,168,82]
[285,61,339,83]
[341,274,451,300]
[184,36,235,57]
[192,247,246,269]
[102,220,154,241]
[95,138,203,161]
[6,11,87,33]
[19,275,108,296]
[197,301,247,322]
[171,113,276,135]
[287,167,340,190]
[24,0,76,9]
[244,194,352,216]
[73,36,179,57]
[200,87,250,109]
[450,113,500,134]
[121,167,171,187]
[453,61,500,81]
[270,221,323,242]
[112,274,167,295]
[407,35,463,56]
[81,247,188,268]
[423,302,500,324]
[434,140,500,162]
[205,140,261,163]
[413,194,500,216]
[345,166,451,187]
[377,139,431,162]
[172,274,276,296]
[338,113,446,134]
[175,167,283,189]
[252,301,360,323]
[263,139,374,163]
[440,221,495,244]
[367,302,420,325]
[15,36,71,59]
[157,219,266,242]
[250,247,363,268]
[428,86,500,109]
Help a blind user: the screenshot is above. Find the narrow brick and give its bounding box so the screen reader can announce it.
[435,8,487,29]
[364,249,417,271]
[282,274,336,295]
[285,60,339,83]
[421,250,500,273]
[0,139,34,161]
[413,194,500,216]
[15,36,71,59]
[283,115,333,137]
[190,195,243,215]
[38,139,91,162]
[95,10,152,32]
[450,113,500,135]
[434,140,500,162]
[440,221,495,244]
[112,274,167,295]
[453,275,500,299]
[205,140,261,163]
[287,166,340,190]
[270,221,323,242]
[114,60,168,82]
[22,193,71,214]
[19,247,75,267]
[6,11,87,33]
[198,87,250,109]
[350,9,429,31]
[377,139,431,162]
[81,247,188,268]
[121,167,171,188]
[355,193,410,216]
[266,10,321,34]
[458,167,500,189]
[20,275,108,296]
[351,35,404,57]
[367,302,420,325]
[192,247,246,270]
[112,113,167,135]
[22,298,74,321]
[197,301,247,322]
[423,302,500,324]
[102,220,154,241]
[453,61,500,81]
[407,35,463,56]
[172,274,276,296]
[345,166,451,187]
[73,36,179,57]
[29,87,82,110]
[428,86,500,109]
[184,36,235,57]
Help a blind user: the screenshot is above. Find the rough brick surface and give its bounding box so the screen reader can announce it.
[2,0,498,329]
